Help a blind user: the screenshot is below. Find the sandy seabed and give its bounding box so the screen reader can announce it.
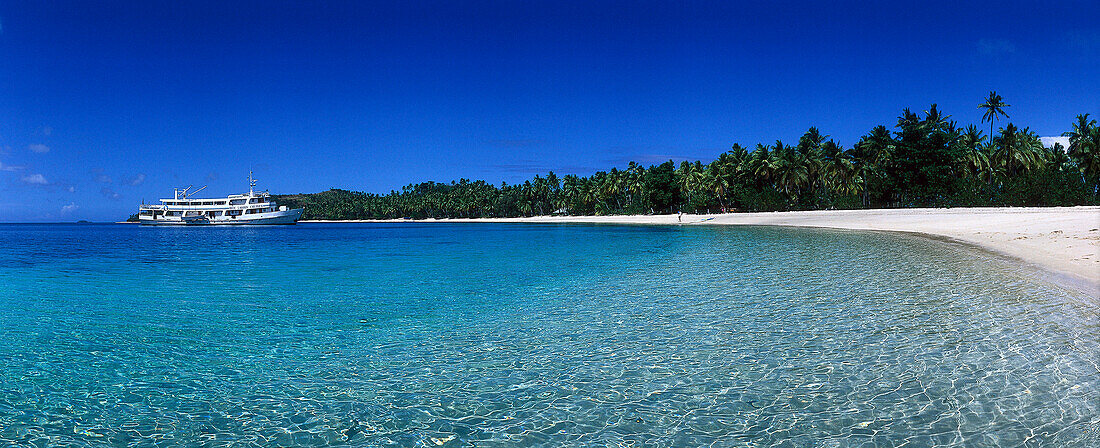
[306,206,1100,296]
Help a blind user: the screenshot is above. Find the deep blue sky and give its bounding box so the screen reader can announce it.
[1,1,1097,221]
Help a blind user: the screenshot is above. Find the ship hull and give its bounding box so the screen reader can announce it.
[139,208,304,226]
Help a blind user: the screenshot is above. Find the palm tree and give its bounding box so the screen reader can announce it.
[852,125,894,206]
[798,127,828,151]
[959,124,985,150]
[992,124,1044,176]
[959,125,991,180]
[559,175,581,213]
[1063,114,1100,186]
[704,165,730,211]
[626,163,646,209]
[582,180,600,213]
[978,91,1010,139]
[964,144,993,183]
[1045,143,1072,172]
[1063,114,1096,151]
[712,152,736,187]
[727,144,750,181]
[771,140,809,204]
[600,170,623,210]
[924,103,952,130]
[685,163,707,211]
[749,143,775,186]
[821,140,855,197]
[676,161,695,209]
[278,98,1100,220]
[797,127,828,201]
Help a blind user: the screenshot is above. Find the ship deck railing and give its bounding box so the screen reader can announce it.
[140,203,277,210]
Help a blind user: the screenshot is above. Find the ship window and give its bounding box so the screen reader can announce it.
[202,201,213,205]
[226,210,242,216]
[215,201,226,205]
[230,199,246,205]
[139,210,152,215]
[166,211,181,216]
[249,198,261,203]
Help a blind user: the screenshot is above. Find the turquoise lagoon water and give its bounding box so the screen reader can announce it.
[0,223,1096,447]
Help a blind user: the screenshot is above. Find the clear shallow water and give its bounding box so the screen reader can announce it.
[0,223,1096,447]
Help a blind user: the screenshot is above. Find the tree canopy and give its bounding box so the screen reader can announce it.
[277,99,1098,220]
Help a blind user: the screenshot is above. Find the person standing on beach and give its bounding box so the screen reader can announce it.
[678,212,682,223]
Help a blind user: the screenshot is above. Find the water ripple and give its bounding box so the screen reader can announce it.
[0,223,1095,447]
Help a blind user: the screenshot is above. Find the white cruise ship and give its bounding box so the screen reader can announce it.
[137,173,303,225]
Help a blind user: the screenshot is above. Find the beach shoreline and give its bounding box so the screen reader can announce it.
[304,206,1099,295]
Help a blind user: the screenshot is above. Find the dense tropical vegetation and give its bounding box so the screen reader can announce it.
[276,96,1099,220]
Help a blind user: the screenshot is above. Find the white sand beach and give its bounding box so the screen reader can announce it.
[307,207,1100,293]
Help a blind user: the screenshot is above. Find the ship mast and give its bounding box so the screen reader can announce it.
[248,171,257,196]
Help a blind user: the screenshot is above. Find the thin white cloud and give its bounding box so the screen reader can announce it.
[66,185,76,193]
[1041,136,1070,149]
[28,144,50,153]
[0,161,24,171]
[128,173,146,186]
[42,126,52,136]
[21,173,48,185]
[61,202,78,214]
[100,187,121,200]
[96,174,113,184]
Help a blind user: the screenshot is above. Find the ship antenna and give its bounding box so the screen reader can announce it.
[248,171,256,195]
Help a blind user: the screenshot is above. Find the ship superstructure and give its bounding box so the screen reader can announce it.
[137,173,303,225]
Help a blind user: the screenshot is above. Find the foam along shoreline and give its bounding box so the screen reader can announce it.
[304,206,1100,295]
